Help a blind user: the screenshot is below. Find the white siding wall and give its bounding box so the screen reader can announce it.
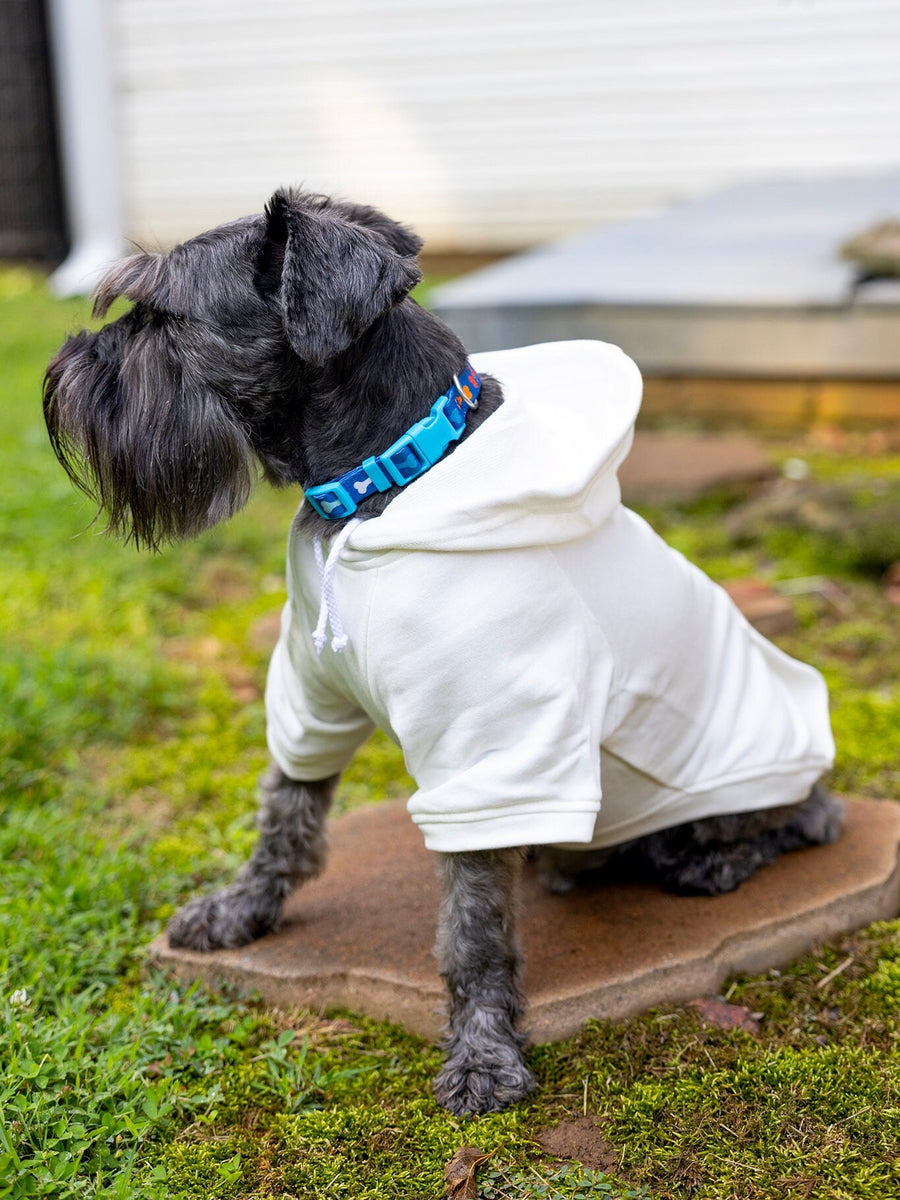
[110,0,900,250]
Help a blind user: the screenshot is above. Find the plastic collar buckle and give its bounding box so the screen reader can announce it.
[305,363,481,520]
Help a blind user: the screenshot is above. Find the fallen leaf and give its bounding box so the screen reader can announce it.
[687,996,761,1033]
[444,1146,490,1200]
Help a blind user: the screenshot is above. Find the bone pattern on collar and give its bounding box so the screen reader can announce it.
[303,362,481,520]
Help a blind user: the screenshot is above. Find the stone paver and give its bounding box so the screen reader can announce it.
[150,797,900,1042]
[721,579,796,637]
[618,431,773,503]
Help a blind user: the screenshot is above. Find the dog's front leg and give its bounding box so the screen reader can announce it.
[433,847,536,1115]
[167,765,335,951]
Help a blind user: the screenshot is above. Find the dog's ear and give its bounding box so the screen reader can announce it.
[264,189,422,365]
[328,200,424,259]
[92,252,166,318]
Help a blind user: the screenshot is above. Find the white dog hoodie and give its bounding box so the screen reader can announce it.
[266,341,834,853]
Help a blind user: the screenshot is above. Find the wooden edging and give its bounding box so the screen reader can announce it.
[641,376,900,428]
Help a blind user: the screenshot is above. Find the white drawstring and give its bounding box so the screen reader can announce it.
[312,518,361,655]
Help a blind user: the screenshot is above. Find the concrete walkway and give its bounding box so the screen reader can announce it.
[151,797,900,1042]
[431,172,900,380]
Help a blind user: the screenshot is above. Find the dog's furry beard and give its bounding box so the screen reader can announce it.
[44,310,263,549]
[41,211,296,550]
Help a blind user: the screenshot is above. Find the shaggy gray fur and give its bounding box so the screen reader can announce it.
[167,767,335,950]
[434,848,536,1115]
[535,784,844,896]
[43,189,843,1117]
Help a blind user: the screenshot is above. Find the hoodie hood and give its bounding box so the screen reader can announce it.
[344,340,643,554]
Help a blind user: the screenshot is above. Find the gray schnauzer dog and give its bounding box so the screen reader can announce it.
[44,189,842,1117]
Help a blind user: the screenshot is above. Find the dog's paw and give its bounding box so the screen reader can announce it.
[536,864,577,895]
[167,884,282,951]
[434,1053,536,1116]
[797,784,845,845]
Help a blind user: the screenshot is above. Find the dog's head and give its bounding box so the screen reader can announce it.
[44,190,423,549]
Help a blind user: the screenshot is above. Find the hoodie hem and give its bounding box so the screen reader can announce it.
[554,759,833,852]
[412,806,601,853]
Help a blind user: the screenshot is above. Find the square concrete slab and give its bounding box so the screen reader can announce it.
[150,797,900,1043]
[430,172,900,376]
[433,172,900,311]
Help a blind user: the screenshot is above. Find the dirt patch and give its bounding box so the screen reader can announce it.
[78,745,175,831]
[535,1115,618,1171]
[248,609,283,653]
[162,634,261,703]
[197,562,258,606]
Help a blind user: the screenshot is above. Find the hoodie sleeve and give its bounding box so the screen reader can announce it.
[265,600,375,781]
[367,546,612,852]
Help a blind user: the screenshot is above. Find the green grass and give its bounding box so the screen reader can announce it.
[1,266,899,1197]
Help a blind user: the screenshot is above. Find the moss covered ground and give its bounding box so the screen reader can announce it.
[1,267,899,1198]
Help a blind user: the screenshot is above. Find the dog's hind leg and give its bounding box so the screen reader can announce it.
[638,782,845,896]
[433,847,536,1116]
[167,765,336,951]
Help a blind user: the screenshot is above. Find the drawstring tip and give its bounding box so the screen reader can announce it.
[311,516,361,658]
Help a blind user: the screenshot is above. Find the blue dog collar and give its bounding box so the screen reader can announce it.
[304,362,481,520]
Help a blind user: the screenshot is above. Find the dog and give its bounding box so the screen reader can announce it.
[44,189,842,1117]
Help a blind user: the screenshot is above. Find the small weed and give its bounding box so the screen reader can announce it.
[479,1163,650,1199]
